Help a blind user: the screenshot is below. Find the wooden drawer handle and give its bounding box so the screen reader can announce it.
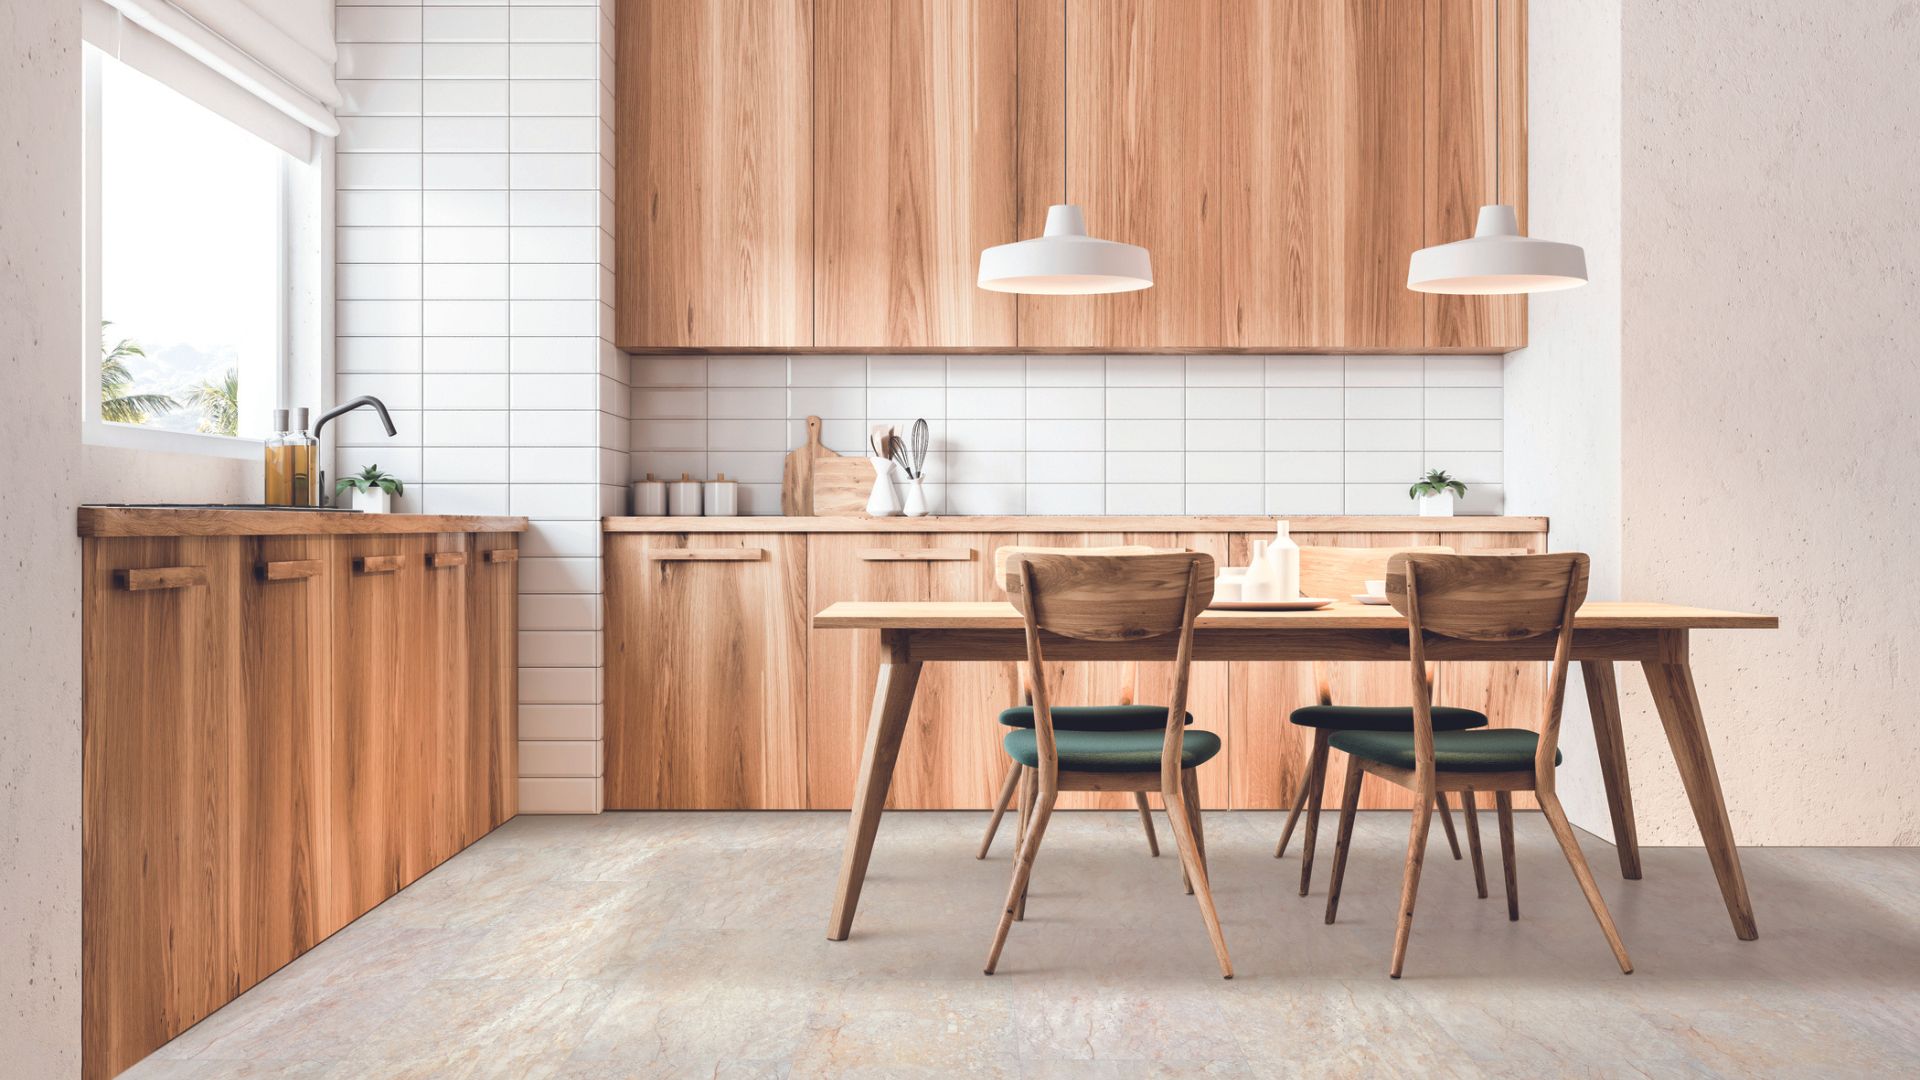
[257,559,324,582]
[646,548,763,562]
[429,551,469,569]
[857,547,975,562]
[114,566,207,591]
[354,554,407,574]
[484,548,519,564]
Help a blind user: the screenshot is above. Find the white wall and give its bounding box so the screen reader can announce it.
[1617,0,1920,845]
[630,353,1509,517]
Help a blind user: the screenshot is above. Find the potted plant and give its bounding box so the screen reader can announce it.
[337,464,403,514]
[1409,468,1467,517]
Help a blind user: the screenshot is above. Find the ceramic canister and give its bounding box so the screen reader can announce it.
[667,473,704,516]
[631,473,668,515]
[702,473,739,516]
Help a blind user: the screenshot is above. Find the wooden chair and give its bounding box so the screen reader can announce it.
[1322,552,1632,977]
[1273,546,1488,898]
[985,551,1232,978]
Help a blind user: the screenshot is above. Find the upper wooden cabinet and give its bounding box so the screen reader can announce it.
[614,0,1528,353]
[615,0,814,349]
[814,0,1019,348]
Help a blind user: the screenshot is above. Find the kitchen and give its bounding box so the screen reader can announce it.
[5,0,1919,1077]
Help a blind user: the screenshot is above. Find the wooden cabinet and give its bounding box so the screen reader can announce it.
[814,0,1019,348]
[605,533,810,809]
[615,0,814,349]
[1014,0,1225,349]
[468,537,521,834]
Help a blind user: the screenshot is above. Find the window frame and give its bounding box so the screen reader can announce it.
[81,44,292,461]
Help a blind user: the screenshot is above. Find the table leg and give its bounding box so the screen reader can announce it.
[828,632,923,941]
[1641,654,1758,941]
[1581,660,1643,879]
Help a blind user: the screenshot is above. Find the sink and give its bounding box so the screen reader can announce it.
[83,503,362,512]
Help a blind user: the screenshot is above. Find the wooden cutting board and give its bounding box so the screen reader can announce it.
[811,455,873,517]
[781,416,836,514]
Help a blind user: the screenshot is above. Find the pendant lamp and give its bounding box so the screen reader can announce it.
[1407,6,1586,295]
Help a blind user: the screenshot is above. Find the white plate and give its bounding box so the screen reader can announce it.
[1352,594,1391,605]
[1209,597,1335,611]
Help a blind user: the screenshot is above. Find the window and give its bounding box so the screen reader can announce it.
[84,44,288,454]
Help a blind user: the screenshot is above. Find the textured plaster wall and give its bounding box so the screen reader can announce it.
[1620,1,1920,845]
[1506,0,1624,840]
[0,0,85,1072]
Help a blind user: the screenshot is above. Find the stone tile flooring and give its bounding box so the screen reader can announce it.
[125,811,1920,1077]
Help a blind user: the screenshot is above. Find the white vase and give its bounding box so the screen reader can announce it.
[351,487,392,514]
[902,477,929,517]
[1264,519,1301,600]
[1417,492,1455,517]
[1242,540,1285,601]
[866,457,901,516]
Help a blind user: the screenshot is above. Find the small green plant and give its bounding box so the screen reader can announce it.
[1409,468,1467,501]
[337,464,404,498]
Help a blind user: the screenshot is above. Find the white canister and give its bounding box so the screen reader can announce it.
[703,473,739,516]
[631,473,668,515]
[668,473,704,517]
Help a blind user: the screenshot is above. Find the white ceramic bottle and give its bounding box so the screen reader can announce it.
[1242,539,1284,601]
[1264,519,1301,600]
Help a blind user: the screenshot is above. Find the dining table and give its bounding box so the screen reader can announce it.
[812,598,1779,943]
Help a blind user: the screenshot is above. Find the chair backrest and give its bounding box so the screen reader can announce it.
[992,544,1162,593]
[1386,552,1589,783]
[1299,544,1453,600]
[1009,551,1214,790]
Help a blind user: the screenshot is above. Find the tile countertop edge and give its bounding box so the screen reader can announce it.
[601,515,1549,534]
[78,507,530,537]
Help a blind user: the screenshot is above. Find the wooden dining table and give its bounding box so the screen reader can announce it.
[813,599,1778,943]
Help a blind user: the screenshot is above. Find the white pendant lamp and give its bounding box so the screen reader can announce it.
[1407,5,1586,296]
[977,14,1152,296]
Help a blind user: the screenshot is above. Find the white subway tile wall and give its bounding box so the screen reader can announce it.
[336,1,615,814]
[629,355,1505,516]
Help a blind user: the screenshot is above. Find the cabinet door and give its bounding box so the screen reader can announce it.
[1423,0,1526,350]
[1015,0,1223,349]
[1222,0,1423,349]
[606,533,809,808]
[616,0,814,348]
[806,533,1018,809]
[467,535,520,837]
[83,536,242,1080]
[815,0,1018,348]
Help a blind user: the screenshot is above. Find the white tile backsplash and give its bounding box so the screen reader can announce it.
[628,353,1505,514]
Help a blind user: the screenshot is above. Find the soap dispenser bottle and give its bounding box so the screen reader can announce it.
[264,409,293,506]
[289,407,317,507]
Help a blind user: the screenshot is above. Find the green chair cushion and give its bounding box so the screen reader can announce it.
[1329,728,1560,773]
[1004,728,1223,773]
[1289,704,1489,733]
[998,705,1192,731]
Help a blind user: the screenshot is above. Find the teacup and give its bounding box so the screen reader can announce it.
[1365,579,1387,597]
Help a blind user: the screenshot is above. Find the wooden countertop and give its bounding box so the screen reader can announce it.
[813,599,1779,631]
[604,515,1548,534]
[78,507,529,537]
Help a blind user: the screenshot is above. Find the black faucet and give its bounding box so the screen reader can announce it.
[313,395,398,507]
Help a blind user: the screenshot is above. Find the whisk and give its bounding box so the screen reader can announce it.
[891,418,929,480]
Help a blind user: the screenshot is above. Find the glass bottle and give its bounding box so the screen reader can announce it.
[263,408,292,506]
[290,407,316,507]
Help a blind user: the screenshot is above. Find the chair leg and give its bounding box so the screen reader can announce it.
[1435,791,1463,860]
[1274,762,1313,858]
[1538,790,1634,974]
[984,789,1057,975]
[1495,791,1519,921]
[978,759,1022,859]
[1324,754,1365,924]
[1015,766,1035,920]
[1132,791,1161,857]
[1297,730,1332,896]
[1164,784,1233,979]
[1182,768,1207,878]
[1388,794,1435,979]
[1461,789,1488,899]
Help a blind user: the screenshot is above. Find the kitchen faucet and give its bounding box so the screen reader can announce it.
[313,395,397,507]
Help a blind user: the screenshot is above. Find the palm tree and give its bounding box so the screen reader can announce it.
[100,322,179,424]
[185,368,240,436]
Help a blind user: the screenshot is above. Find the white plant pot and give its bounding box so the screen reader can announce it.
[1417,492,1455,517]
[902,477,929,518]
[351,487,392,514]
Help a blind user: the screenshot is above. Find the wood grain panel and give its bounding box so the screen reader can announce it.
[815,0,1018,347]
[1423,0,1527,350]
[469,533,520,835]
[606,532,810,808]
[1015,0,1224,348]
[616,0,814,348]
[1222,0,1423,349]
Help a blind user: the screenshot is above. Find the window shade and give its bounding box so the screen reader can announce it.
[82,0,340,158]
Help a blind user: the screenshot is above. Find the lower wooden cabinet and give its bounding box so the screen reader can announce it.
[83,530,518,1080]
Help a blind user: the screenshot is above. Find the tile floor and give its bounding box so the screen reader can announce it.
[126,811,1920,1078]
